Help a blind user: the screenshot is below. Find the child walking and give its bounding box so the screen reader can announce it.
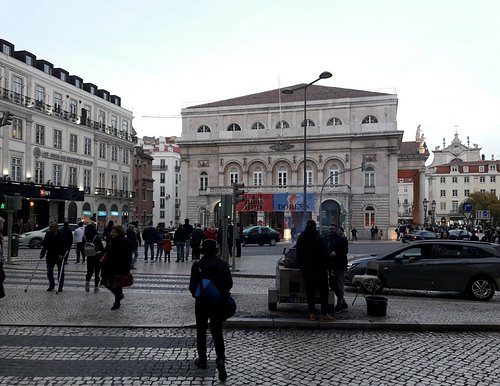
[163,234,173,262]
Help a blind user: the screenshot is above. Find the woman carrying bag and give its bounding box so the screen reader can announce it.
[100,225,132,310]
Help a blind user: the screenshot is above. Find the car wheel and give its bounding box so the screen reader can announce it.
[30,238,42,249]
[268,302,277,311]
[361,278,383,295]
[269,239,277,246]
[467,277,496,301]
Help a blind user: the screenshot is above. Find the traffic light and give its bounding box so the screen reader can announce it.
[0,195,5,211]
[232,182,245,204]
[1,111,14,127]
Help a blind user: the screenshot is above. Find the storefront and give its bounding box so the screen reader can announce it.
[235,193,314,238]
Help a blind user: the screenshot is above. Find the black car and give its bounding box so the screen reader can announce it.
[401,230,438,243]
[448,229,472,240]
[346,240,500,301]
[242,226,280,246]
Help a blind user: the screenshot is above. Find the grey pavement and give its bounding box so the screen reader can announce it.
[1,243,500,331]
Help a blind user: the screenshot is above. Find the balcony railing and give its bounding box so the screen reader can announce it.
[91,188,135,198]
[0,87,137,143]
[199,183,352,196]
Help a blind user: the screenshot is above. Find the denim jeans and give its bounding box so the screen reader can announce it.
[144,241,155,260]
[176,242,185,261]
[331,270,346,305]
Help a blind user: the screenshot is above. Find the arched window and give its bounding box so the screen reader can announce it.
[362,115,378,124]
[277,166,287,187]
[229,167,239,184]
[197,125,211,133]
[329,166,339,186]
[251,122,265,130]
[275,120,290,129]
[364,166,375,187]
[199,171,208,191]
[306,165,313,186]
[253,167,263,186]
[326,117,342,126]
[227,123,241,131]
[364,206,376,227]
[300,119,315,127]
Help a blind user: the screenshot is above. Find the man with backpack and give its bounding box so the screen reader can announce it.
[189,239,233,382]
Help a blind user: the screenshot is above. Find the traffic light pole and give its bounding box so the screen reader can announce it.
[231,182,245,272]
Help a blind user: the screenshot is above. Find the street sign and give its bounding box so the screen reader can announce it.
[463,212,472,221]
[477,210,491,220]
[462,202,473,212]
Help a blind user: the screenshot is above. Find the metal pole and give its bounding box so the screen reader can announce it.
[302,87,307,231]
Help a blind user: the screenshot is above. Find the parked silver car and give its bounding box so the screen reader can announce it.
[18,223,78,249]
[346,240,500,301]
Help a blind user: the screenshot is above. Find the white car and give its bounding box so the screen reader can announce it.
[18,223,78,249]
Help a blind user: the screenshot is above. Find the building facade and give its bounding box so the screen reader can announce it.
[179,84,402,240]
[141,136,181,227]
[0,39,136,230]
[426,133,500,225]
[132,146,154,228]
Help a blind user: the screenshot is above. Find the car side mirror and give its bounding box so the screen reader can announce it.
[394,255,404,263]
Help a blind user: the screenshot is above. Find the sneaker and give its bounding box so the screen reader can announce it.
[216,358,227,381]
[195,358,207,369]
[320,314,335,322]
[47,287,54,292]
[85,281,90,292]
[111,302,121,310]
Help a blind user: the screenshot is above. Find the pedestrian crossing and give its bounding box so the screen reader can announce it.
[4,267,191,293]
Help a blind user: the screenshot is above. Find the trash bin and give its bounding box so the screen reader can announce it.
[366,295,388,317]
[11,233,19,257]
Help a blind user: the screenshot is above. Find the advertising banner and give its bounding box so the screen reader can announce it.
[273,193,314,212]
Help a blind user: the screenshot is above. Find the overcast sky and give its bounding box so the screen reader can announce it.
[3,0,500,162]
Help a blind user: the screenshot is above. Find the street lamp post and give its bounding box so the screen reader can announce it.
[422,198,428,228]
[282,71,332,231]
[431,199,436,226]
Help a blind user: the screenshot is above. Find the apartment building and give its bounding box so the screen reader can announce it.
[0,39,136,230]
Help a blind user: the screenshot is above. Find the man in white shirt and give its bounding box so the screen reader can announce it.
[74,222,86,264]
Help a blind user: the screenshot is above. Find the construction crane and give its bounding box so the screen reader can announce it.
[142,115,181,118]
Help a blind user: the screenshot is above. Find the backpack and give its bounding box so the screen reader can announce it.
[84,236,98,257]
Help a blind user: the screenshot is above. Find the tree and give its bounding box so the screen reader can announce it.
[460,192,500,224]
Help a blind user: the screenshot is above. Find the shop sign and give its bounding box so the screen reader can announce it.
[273,193,314,212]
[236,193,273,212]
[82,210,92,216]
[110,211,120,216]
[97,211,107,217]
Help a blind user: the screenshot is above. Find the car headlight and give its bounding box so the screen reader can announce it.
[347,262,359,270]
[18,234,27,239]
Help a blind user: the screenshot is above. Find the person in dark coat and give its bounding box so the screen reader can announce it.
[126,224,139,269]
[174,225,187,262]
[190,222,204,260]
[324,224,349,312]
[296,220,334,322]
[102,220,115,246]
[142,221,157,262]
[60,221,74,265]
[100,225,132,310]
[183,218,194,260]
[83,223,104,293]
[39,223,67,292]
[189,239,232,382]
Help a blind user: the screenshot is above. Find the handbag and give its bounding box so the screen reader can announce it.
[114,273,134,288]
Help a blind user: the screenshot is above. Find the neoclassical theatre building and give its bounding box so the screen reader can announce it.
[179,84,402,240]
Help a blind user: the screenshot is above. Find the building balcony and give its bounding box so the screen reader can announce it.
[199,184,352,196]
[91,187,135,198]
[0,86,137,143]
